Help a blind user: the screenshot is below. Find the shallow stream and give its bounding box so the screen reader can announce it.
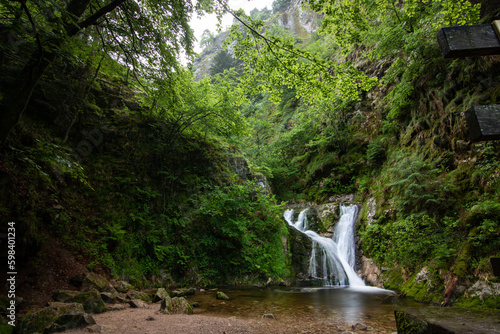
[188,286,423,333]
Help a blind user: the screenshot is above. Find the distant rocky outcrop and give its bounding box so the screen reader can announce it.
[193,0,320,80]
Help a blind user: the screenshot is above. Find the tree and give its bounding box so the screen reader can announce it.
[209,49,242,76]
[149,68,248,144]
[200,29,216,49]
[0,0,226,144]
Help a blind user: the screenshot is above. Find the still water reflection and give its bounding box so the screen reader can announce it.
[188,286,422,333]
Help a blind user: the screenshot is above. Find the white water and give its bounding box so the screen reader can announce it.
[284,205,365,287]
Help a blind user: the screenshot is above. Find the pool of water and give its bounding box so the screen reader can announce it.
[187,286,422,333]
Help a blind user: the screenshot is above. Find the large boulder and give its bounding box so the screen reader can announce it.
[70,289,107,314]
[160,296,193,314]
[82,272,109,292]
[17,302,95,334]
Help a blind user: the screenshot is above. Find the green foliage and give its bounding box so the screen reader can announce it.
[225,14,377,104]
[360,214,459,270]
[209,50,242,76]
[193,181,287,281]
[386,153,455,216]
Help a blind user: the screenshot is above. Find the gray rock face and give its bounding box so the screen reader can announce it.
[466,280,500,301]
[17,302,95,334]
[358,256,383,288]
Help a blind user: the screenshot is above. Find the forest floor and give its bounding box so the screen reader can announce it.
[62,307,396,334]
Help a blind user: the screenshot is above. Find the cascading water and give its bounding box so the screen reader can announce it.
[284,205,365,287]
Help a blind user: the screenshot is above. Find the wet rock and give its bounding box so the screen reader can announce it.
[358,256,383,288]
[190,302,200,308]
[170,287,196,298]
[82,272,110,292]
[216,291,230,300]
[160,296,193,314]
[352,323,367,331]
[17,302,95,334]
[395,306,500,334]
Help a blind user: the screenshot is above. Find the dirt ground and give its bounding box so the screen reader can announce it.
[62,306,394,334]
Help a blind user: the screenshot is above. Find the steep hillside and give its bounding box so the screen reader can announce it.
[192,0,500,308]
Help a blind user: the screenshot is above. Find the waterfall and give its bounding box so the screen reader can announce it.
[284,205,365,287]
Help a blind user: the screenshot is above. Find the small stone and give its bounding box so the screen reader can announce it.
[352,323,367,331]
[146,316,155,321]
[262,314,276,319]
[190,302,200,308]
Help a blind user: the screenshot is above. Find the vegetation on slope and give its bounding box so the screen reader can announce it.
[0,0,499,315]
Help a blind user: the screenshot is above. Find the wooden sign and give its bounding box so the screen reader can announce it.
[437,22,500,58]
[464,105,500,141]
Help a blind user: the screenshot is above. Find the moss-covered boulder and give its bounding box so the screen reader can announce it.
[100,292,116,303]
[112,281,134,293]
[127,290,152,303]
[153,288,169,302]
[160,296,193,314]
[82,272,110,292]
[70,289,107,313]
[216,291,229,300]
[17,302,95,334]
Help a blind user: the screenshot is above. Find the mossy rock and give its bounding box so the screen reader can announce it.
[17,302,95,334]
[112,281,134,293]
[169,287,196,298]
[160,297,193,314]
[216,291,229,300]
[70,290,106,314]
[153,288,169,302]
[127,290,152,303]
[82,272,110,292]
[52,289,80,303]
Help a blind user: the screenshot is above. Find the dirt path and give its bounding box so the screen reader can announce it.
[63,306,395,334]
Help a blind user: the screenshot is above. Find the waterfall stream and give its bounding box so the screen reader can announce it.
[284,205,365,287]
